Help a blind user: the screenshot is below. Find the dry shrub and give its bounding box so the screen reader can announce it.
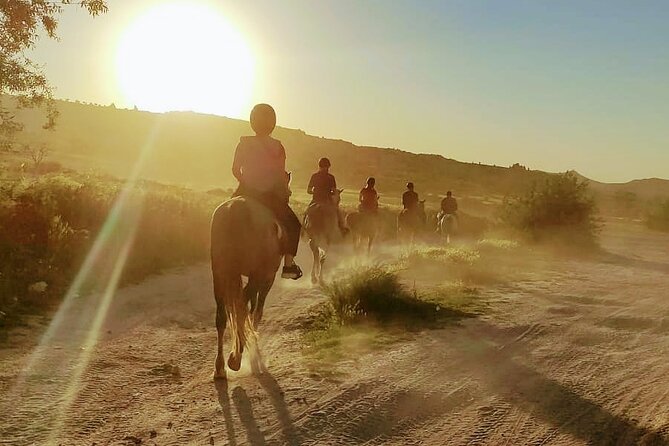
[502,171,600,246]
[0,172,220,333]
[646,199,669,232]
[320,263,478,328]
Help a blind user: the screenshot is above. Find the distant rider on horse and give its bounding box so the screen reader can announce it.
[402,182,419,212]
[231,103,303,280]
[437,190,459,226]
[307,157,346,235]
[359,177,379,213]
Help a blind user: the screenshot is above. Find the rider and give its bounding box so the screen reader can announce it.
[231,103,302,280]
[438,190,459,224]
[307,157,347,234]
[359,177,379,213]
[307,157,336,204]
[402,182,419,212]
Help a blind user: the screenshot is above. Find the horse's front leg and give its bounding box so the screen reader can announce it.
[309,238,320,285]
[318,242,328,285]
[214,297,226,379]
[212,271,228,379]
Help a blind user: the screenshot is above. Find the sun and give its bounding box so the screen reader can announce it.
[116,2,255,118]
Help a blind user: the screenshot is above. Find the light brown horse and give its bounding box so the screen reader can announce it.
[210,175,290,379]
[397,200,426,245]
[303,189,344,284]
[438,212,457,244]
[346,210,378,254]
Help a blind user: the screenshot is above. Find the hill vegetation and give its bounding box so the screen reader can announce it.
[4,99,553,207]
[6,98,666,219]
[0,165,218,334]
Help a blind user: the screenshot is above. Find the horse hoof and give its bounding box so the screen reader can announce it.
[227,352,242,371]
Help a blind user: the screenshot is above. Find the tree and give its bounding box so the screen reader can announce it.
[26,142,49,167]
[0,0,108,149]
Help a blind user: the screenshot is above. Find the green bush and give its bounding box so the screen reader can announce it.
[0,172,220,332]
[501,171,600,244]
[322,264,440,325]
[646,199,669,232]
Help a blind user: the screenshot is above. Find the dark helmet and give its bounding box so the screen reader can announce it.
[406,182,414,190]
[366,177,376,187]
[446,190,452,197]
[318,157,331,168]
[250,103,276,136]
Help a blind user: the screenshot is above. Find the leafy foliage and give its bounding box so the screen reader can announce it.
[0,0,108,147]
[502,171,600,244]
[0,169,218,332]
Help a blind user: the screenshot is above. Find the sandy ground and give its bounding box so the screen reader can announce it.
[1,221,669,445]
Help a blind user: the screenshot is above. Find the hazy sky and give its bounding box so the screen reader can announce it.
[32,0,669,183]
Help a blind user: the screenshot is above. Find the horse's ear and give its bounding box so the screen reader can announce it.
[338,188,344,193]
[420,200,425,203]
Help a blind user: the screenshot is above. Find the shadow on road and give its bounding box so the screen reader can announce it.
[459,322,669,445]
[214,379,238,446]
[600,251,669,274]
[232,386,266,446]
[258,372,301,445]
[214,370,301,446]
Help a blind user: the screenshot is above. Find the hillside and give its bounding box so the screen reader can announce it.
[5,99,669,209]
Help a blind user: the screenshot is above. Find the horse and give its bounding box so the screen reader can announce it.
[397,200,426,245]
[346,209,378,254]
[303,189,344,284]
[210,174,290,379]
[437,212,457,244]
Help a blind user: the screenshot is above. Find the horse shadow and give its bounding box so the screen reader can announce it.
[214,379,238,446]
[214,370,301,446]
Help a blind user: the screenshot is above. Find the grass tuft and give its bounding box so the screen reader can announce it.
[323,264,443,326]
[477,238,519,252]
[400,246,481,266]
[302,263,483,373]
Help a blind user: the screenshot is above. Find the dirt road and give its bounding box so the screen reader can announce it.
[1,222,669,445]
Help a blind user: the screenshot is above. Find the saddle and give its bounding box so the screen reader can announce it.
[232,195,285,242]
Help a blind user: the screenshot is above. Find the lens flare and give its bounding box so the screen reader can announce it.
[2,124,161,443]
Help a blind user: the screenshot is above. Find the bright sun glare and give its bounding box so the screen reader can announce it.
[116,2,255,118]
